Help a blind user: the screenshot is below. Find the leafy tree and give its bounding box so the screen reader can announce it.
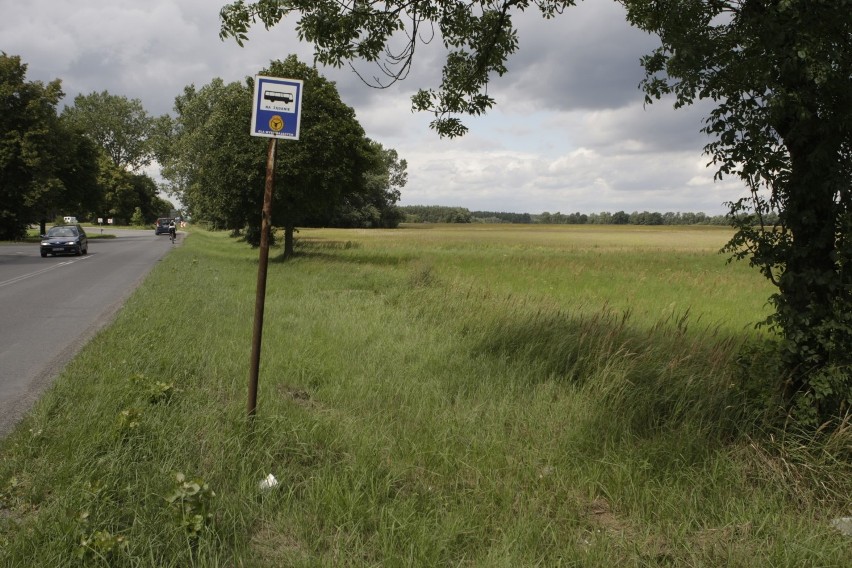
[366,141,408,228]
[1,53,63,238]
[220,0,852,424]
[150,195,175,220]
[622,0,852,424]
[159,79,258,231]
[611,211,630,225]
[593,211,613,224]
[261,56,374,256]
[0,53,102,238]
[219,0,571,138]
[62,91,157,172]
[34,121,103,233]
[161,57,389,255]
[0,66,162,232]
[130,207,145,227]
[94,154,164,225]
[566,211,588,224]
[320,139,407,228]
[630,211,663,226]
[400,205,472,223]
[472,211,533,223]
[127,171,168,223]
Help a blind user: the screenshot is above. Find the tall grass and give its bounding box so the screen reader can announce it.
[0,225,848,566]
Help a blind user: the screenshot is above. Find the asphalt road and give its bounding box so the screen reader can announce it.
[0,228,179,437]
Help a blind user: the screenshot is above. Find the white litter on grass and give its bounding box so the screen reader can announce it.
[259,473,278,490]
[831,517,852,536]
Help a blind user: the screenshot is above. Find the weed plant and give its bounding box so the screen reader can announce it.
[0,225,849,566]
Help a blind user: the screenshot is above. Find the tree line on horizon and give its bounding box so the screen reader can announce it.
[400,205,780,226]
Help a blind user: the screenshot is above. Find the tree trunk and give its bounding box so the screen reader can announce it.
[777,120,846,407]
[283,223,295,259]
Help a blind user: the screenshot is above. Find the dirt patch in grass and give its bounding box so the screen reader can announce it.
[249,521,308,564]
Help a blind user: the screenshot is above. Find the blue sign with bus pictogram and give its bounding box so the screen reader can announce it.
[250,76,304,140]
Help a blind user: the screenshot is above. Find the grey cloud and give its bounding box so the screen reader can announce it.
[493,1,659,112]
[2,0,747,214]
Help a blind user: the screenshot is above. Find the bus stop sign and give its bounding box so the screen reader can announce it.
[250,76,304,140]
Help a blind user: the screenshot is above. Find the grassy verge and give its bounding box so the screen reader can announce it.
[1,225,849,566]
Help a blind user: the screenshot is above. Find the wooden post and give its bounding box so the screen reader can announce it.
[247,137,277,416]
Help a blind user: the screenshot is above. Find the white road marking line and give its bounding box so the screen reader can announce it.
[0,256,92,289]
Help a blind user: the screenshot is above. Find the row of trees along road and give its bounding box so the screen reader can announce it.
[2,52,406,248]
[0,54,173,238]
[217,0,851,426]
[155,55,407,258]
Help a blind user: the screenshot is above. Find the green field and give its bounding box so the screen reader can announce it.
[1,224,849,567]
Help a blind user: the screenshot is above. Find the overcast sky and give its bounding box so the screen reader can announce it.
[2,0,748,214]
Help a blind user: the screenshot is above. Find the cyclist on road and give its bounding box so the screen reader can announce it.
[168,220,176,243]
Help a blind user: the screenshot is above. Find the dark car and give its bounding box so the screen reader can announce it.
[40,224,88,257]
[155,218,173,235]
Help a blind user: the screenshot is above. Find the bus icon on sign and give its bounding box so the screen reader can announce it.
[264,90,293,104]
